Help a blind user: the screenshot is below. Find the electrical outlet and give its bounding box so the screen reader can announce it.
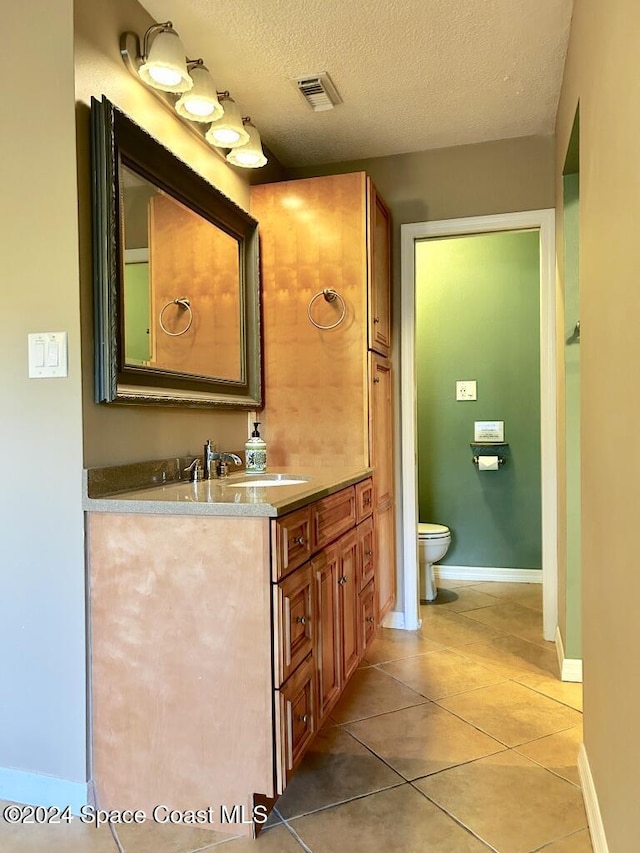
[456,380,477,401]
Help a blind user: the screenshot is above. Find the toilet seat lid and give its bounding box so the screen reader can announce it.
[418,522,450,538]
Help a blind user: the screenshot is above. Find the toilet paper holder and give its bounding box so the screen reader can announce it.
[470,442,509,468]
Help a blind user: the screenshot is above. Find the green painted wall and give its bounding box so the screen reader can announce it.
[124,262,151,363]
[416,231,541,568]
[563,171,582,657]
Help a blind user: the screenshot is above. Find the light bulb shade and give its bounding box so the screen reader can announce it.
[226,124,268,168]
[205,97,250,148]
[175,65,224,121]
[139,28,192,93]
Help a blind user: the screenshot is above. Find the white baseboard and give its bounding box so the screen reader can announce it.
[382,610,406,629]
[0,767,88,815]
[578,743,609,853]
[434,565,543,583]
[555,626,583,683]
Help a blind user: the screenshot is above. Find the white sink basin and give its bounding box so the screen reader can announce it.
[227,474,309,488]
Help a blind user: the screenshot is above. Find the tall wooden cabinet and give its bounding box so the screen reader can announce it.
[251,172,396,622]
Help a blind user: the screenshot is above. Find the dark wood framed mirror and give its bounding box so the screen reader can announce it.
[90,95,262,408]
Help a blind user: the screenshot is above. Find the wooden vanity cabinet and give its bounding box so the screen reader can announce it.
[251,172,396,626]
[369,351,396,618]
[367,181,392,358]
[88,476,376,838]
[273,479,374,743]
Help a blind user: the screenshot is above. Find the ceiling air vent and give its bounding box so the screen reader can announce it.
[295,72,342,112]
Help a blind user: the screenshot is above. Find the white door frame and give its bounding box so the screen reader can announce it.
[399,210,557,641]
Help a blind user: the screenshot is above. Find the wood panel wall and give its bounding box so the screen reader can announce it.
[251,173,369,468]
[149,194,242,381]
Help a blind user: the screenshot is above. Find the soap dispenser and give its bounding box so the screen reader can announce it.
[245,422,267,473]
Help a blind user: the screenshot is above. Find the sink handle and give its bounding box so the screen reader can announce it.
[184,459,204,482]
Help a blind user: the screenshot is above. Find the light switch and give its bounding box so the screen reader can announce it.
[28,332,68,378]
[456,380,477,401]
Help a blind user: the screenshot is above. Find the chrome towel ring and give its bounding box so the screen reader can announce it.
[159,298,193,337]
[307,288,347,330]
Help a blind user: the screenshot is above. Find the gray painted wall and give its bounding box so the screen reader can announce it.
[0,0,86,783]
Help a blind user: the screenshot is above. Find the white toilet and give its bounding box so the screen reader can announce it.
[418,522,452,602]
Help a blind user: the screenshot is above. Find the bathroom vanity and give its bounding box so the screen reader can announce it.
[84,465,374,837]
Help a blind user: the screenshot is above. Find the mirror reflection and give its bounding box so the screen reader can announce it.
[121,165,243,382]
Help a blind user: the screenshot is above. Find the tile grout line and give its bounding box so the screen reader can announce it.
[410,781,499,852]
[276,779,407,824]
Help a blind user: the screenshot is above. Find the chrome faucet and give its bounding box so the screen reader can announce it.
[203,440,242,479]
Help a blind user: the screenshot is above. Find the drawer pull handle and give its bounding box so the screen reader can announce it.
[373,377,380,384]
[365,550,373,557]
[293,536,305,545]
[373,316,380,324]
[296,616,307,624]
[338,575,348,585]
[363,496,371,504]
[298,714,308,723]
[366,616,375,623]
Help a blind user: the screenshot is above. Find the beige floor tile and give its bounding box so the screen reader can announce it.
[424,586,501,612]
[114,818,236,852]
[463,601,550,648]
[346,702,505,781]
[454,633,560,679]
[468,581,542,602]
[516,725,583,786]
[273,725,403,819]
[329,666,428,724]
[379,648,506,699]
[434,578,481,588]
[415,751,587,853]
[0,808,117,853]
[437,681,581,747]
[212,825,305,851]
[362,627,443,665]
[290,784,490,852]
[537,829,594,852]
[512,585,544,612]
[419,609,506,648]
[514,672,583,711]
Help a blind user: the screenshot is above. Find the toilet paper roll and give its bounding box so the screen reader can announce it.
[478,455,500,471]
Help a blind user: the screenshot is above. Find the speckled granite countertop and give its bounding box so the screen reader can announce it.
[83,465,372,518]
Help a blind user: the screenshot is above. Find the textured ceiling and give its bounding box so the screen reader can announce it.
[139,0,573,168]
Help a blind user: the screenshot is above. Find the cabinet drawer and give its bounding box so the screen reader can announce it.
[275,654,316,793]
[358,516,375,592]
[274,564,313,687]
[272,507,312,580]
[312,487,356,551]
[359,579,377,656]
[355,478,374,523]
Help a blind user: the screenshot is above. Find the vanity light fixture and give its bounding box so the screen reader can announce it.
[226,120,268,168]
[138,22,192,93]
[205,95,250,148]
[175,61,223,122]
[120,25,267,168]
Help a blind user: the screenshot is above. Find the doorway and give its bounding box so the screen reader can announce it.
[399,211,557,639]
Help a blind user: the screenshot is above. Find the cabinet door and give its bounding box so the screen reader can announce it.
[367,179,391,357]
[359,579,377,657]
[312,487,356,551]
[272,506,312,580]
[375,500,396,620]
[369,353,394,507]
[357,516,375,592]
[338,529,360,685]
[313,545,342,724]
[274,563,313,686]
[355,478,374,523]
[275,654,316,793]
